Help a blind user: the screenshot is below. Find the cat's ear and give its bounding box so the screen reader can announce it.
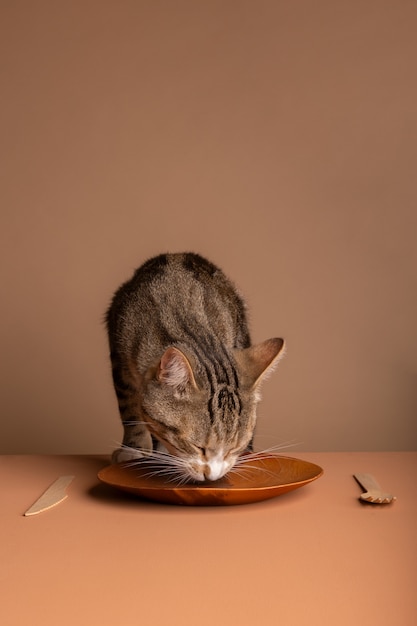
[234,338,285,389]
[157,347,197,391]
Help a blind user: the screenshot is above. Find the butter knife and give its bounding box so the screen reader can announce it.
[24,475,75,516]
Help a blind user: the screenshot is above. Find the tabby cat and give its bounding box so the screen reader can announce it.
[106,253,285,482]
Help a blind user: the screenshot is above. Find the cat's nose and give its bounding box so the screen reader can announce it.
[204,459,226,481]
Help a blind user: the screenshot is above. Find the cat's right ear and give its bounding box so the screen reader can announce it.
[157,347,197,392]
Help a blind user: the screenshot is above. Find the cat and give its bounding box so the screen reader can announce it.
[106,252,285,482]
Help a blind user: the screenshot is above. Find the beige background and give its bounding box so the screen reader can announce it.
[1,0,416,454]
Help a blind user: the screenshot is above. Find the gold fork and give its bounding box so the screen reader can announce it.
[353,473,396,504]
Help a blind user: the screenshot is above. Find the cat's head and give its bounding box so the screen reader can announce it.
[141,338,285,482]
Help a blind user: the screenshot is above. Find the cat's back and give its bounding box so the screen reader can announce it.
[107,252,250,352]
[111,252,240,310]
[130,252,231,295]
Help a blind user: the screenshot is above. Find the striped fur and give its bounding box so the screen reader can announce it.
[106,253,284,482]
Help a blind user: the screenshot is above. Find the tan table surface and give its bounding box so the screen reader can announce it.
[1,452,416,626]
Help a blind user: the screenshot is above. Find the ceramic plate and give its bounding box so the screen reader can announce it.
[98,454,323,506]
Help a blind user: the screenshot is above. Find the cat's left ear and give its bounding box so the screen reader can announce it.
[157,347,197,391]
[234,338,285,389]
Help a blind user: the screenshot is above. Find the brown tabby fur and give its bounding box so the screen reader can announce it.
[106,253,285,482]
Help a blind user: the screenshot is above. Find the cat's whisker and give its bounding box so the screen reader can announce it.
[117,444,190,467]
[116,439,299,485]
[142,468,186,482]
[146,456,190,470]
[261,439,301,451]
[227,467,253,481]
[147,450,186,462]
[241,440,302,461]
[138,460,187,477]
[233,461,278,479]
[174,474,194,486]
[119,446,196,484]
[131,460,188,474]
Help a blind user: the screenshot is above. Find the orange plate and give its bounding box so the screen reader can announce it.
[97,455,323,506]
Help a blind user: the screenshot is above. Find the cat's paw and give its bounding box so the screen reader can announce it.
[111,447,145,463]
